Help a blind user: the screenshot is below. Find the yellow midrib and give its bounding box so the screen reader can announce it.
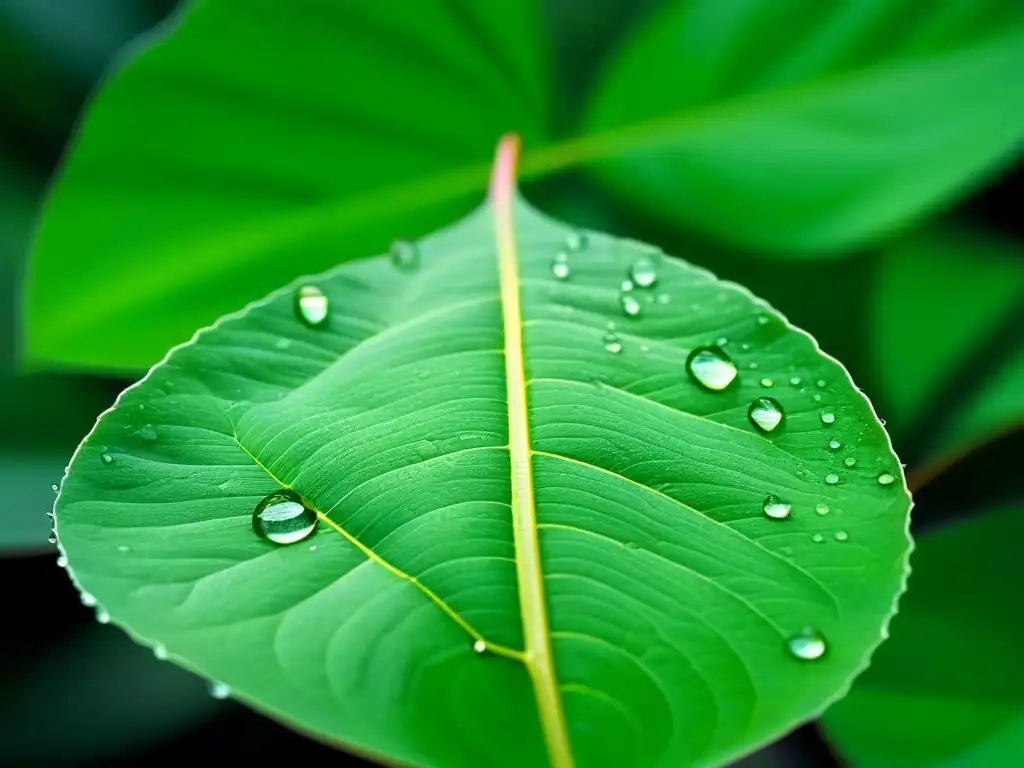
[492,136,574,768]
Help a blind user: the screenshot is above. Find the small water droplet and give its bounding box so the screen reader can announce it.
[294,285,329,327]
[137,425,158,442]
[309,545,318,552]
[48,532,57,544]
[715,336,728,347]
[748,361,759,370]
[154,644,168,661]
[844,457,857,468]
[825,473,840,485]
[812,393,823,402]
[687,346,737,391]
[50,484,59,493]
[620,292,641,317]
[389,239,419,269]
[760,378,774,388]
[100,452,114,465]
[96,607,110,624]
[603,332,622,354]
[877,471,896,486]
[565,231,588,252]
[748,397,785,433]
[252,490,318,545]
[473,640,487,654]
[117,544,131,553]
[56,555,67,568]
[639,344,650,353]
[656,293,670,305]
[624,541,640,550]
[208,681,231,700]
[816,379,827,388]
[816,503,829,515]
[620,280,634,292]
[275,338,292,350]
[757,315,770,326]
[789,376,802,386]
[835,530,849,542]
[820,410,836,425]
[551,252,570,280]
[740,343,750,352]
[780,545,793,557]
[762,494,792,520]
[828,439,841,450]
[81,592,97,607]
[787,627,827,660]
[629,256,657,288]
[812,533,825,543]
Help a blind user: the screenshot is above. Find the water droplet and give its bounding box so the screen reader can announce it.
[820,411,836,425]
[50,484,59,493]
[620,280,633,292]
[275,338,292,350]
[551,252,570,280]
[208,681,231,700]
[828,439,841,450]
[136,425,157,442]
[56,555,67,568]
[294,285,329,327]
[565,231,588,252]
[252,489,318,545]
[877,472,896,486]
[389,239,419,269]
[81,592,97,607]
[760,378,774,388]
[757,315,770,326]
[100,452,114,465]
[762,494,792,520]
[154,644,168,661]
[620,292,641,317]
[789,376,802,386]
[815,503,829,515]
[748,397,785,433]
[825,473,840,485]
[48,532,56,544]
[639,344,650,353]
[787,627,827,660]
[780,545,793,557]
[816,379,827,388]
[835,530,849,542]
[686,346,737,391]
[629,256,657,288]
[603,332,622,354]
[740,343,750,351]
[624,541,640,550]
[656,293,670,305]
[473,640,487,654]
[844,457,857,468]
[748,361,759,370]
[117,544,131,553]
[716,336,728,347]
[812,533,825,543]
[96,608,110,624]
[812,393,822,402]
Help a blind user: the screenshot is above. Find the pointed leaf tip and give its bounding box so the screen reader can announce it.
[489,133,521,207]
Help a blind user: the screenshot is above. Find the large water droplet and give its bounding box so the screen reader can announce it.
[389,239,419,269]
[252,489,317,545]
[295,286,329,327]
[629,256,657,288]
[551,252,570,280]
[787,627,827,660]
[815,503,829,515]
[208,681,231,700]
[620,292,641,317]
[825,473,840,485]
[473,640,488,654]
[100,452,114,465]
[748,397,785,433]
[877,472,896,486]
[762,494,792,520]
[835,530,849,542]
[686,346,737,391]
[820,410,836,425]
[828,439,841,450]
[603,332,622,354]
[565,231,588,252]
[56,555,67,568]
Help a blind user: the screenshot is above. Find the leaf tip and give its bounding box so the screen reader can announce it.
[489,133,521,208]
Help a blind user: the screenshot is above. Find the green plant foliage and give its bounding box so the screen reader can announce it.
[869,225,1024,460]
[53,180,911,767]
[823,506,1024,766]
[25,0,549,371]
[584,0,1024,255]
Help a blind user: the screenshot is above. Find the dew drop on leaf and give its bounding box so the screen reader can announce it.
[835,531,849,542]
[629,256,657,288]
[117,544,130,553]
[551,252,570,280]
[816,503,829,515]
[208,681,231,700]
[760,378,774,388]
[136,425,158,442]
[820,410,836,425]
[620,292,641,317]
[787,627,827,660]
[828,439,841,450]
[716,336,728,347]
[565,231,588,252]
[100,452,114,465]
[473,640,487,654]
[50,484,58,493]
[748,397,785,433]
[48,532,56,544]
[877,472,896,486]
[96,607,110,624]
[812,533,825,543]
[389,239,419,269]
[294,285,329,328]
[825,473,840,485]
[686,346,737,391]
[252,489,318,545]
[789,376,802,386]
[154,644,168,661]
[603,332,622,354]
[762,494,792,520]
[656,292,670,305]
[845,457,857,468]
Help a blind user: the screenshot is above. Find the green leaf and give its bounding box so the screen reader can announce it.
[869,224,1024,463]
[54,145,911,767]
[583,0,1024,255]
[25,0,549,372]
[822,506,1024,766]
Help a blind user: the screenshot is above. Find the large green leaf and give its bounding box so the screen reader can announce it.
[583,0,1024,255]
[822,506,1024,766]
[869,224,1024,464]
[25,0,549,372]
[53,142,911,767]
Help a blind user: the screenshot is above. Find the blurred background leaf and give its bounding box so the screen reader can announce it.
[582,0,1024,254]
[822,506,1024,766]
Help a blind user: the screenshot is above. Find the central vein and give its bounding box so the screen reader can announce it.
[490,134,573,768]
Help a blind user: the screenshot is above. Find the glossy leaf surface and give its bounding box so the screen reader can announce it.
[54,160,911,767]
